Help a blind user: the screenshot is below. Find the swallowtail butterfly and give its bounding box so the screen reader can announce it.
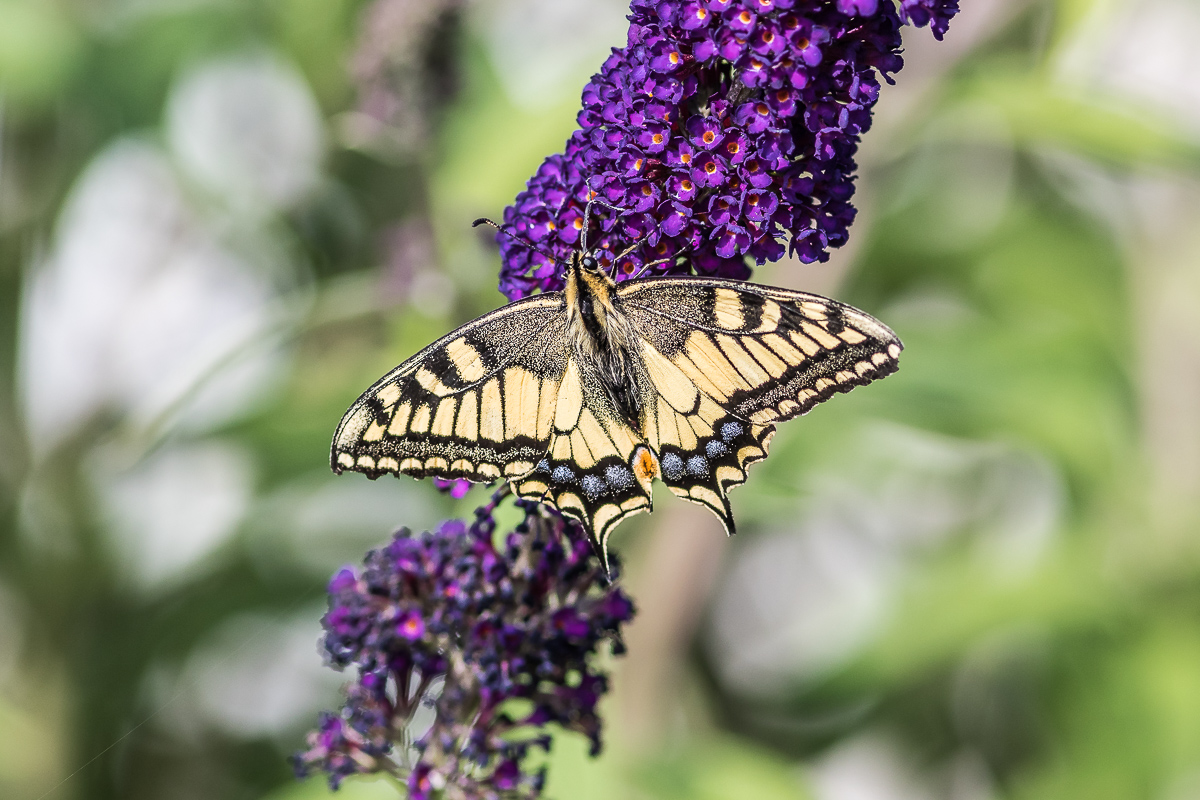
[333,236,901,566]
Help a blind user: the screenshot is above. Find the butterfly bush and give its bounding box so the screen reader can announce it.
[299,0,961,795]
[293,489,636,796]
[498,0,960,300]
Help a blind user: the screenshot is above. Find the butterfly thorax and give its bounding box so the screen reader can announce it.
[563,253,646,427]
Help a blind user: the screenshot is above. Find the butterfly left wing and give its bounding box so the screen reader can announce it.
[619,276,902,531]
[511,357,656,566]
[331,294,570,484]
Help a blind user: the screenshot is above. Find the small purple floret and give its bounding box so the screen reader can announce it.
[432,476,474,498]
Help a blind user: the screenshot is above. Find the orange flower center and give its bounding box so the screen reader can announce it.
[726,141,740,155]
[669,52,680,64]
[641,185,653,196]
[702,131,716,144]
[652,133,664,144]
[705,161,718,174]
[739,11,752,23]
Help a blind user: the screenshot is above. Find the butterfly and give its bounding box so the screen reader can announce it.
[332,229,902,567]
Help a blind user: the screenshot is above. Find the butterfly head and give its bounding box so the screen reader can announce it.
[569,249,615,290]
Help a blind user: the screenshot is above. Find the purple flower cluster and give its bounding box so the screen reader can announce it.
[293,489,636,796]
[497,0,960,300]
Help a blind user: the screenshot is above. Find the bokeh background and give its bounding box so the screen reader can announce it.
[3,0,1200,798]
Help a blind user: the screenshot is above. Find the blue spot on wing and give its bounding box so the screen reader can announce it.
[605,465,634,489]
[661,452,684,481]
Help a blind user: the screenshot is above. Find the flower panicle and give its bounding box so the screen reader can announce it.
[496,0,961,300]
[294,488,636,797]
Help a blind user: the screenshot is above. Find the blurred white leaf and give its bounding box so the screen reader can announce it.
[707,524,894,696]
[177,611,342,739]
[1056,0,1200,136]
[167,53,325,214]
[18,138,285,452]
[474,0,629,109]
[809,735,935,800]
[93,440,253,591]
[707,425,1062,692]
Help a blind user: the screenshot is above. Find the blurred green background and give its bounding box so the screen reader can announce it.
[3,0,1200,798]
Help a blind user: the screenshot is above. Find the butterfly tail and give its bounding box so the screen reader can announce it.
[657,419,774,535]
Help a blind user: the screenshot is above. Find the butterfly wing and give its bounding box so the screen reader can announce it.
[331,294,570,484]
[619,276,902,530]
[511,356,656,566]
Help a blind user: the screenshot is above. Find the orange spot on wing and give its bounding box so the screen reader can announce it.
[634,446,660,482]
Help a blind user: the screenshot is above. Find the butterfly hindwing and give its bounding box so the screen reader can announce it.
[635,334,775,531]
[620,276,902,528]
[331,294,569,483]
[513,358,655,562]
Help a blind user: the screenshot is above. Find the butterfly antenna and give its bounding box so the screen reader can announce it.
[473,217,560,264]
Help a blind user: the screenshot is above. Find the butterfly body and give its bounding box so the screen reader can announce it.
[564,255,647,426]
[332,251,902,565]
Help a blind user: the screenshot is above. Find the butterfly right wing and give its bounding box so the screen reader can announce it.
[331,293,569,484]
[619,276,902,531]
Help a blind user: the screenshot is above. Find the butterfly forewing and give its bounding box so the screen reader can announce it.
[331,295,570,483]
[620,277,902,424]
